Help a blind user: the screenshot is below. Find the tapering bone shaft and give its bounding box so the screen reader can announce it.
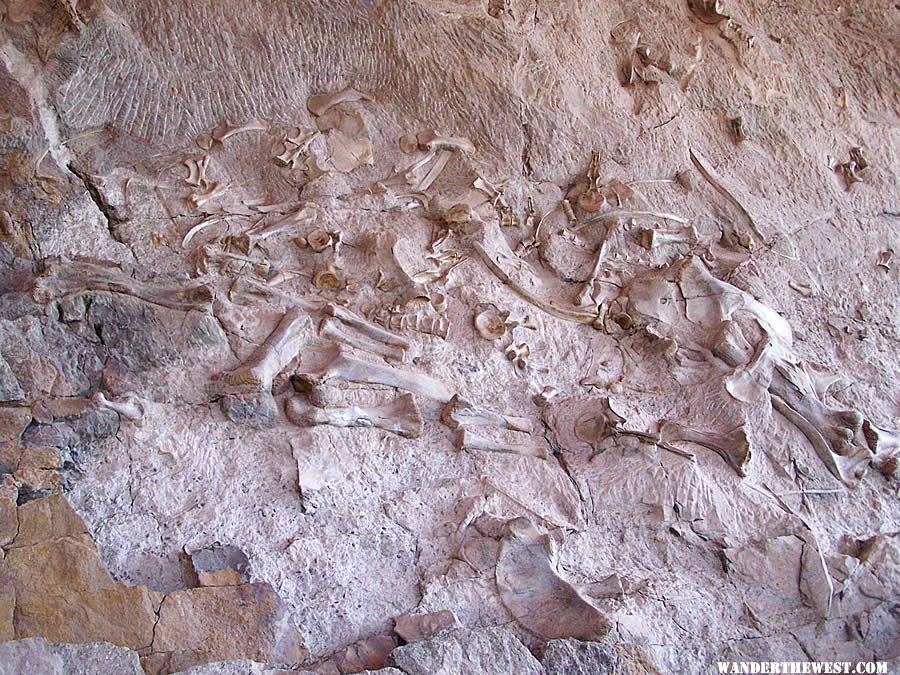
[221,308,308,390]
[307,87,374,116]
[441,395,533,433]
[295,349,453,402]
[319,318,406,362]
[326,304,410,348]
[416,130,475,154]
[659,420,750,476]
[285,393,423,439]
[456,429,549,459]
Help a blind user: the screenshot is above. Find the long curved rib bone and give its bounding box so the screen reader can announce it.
[307,87,374,116]
[219,307,309,391]
[441,394,533,433]
[294,348,453,402]
[285,393,423,439]
[416,130,475,154]
[660,420,751,476]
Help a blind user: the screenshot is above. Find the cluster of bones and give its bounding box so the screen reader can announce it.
[36,85,898,642]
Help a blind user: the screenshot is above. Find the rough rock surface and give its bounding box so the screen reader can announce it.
[1,0,899,673]
[0,638,143,675]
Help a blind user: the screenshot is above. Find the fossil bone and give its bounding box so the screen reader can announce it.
[218,307,309,391]
[210,118,270,143]
[236,205,317,253]
[285,393,423,439]
[570,209,689,232]
[182,214,244,249]
[307,87,374,116]
[863,421,900,475]
[639,224,699,249]
[442,394,533,433]
[294,346,453,402]
[33,258,213,313]
[92,391,144,423]
[319,318,406,362]
[533,386,559,406]
[473,306,510,340]
[189,181,230,209]
[415,130,475,154]
[659,420,751,476]
[306,228,332,252]
[455,429,549,459]
[689,148,764,240]
[496,517,610,640]
[325,304,411,349]
[184,156,211,187]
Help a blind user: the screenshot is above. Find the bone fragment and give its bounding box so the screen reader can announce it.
[182,214,244,249]
[219,307,309,391]
[211,118,271,142]
[689,148,764,240]
[416,130,475,154]
[93,391,144,422]
[285,393,423,439]
[319,318,406,362]
[295,347,453,402]
[184,156,210,187]
[862,420,900,473]
[307,87,374,116]
[325,303,411,349]
[455,428,548,459]
[659,420,751,476]
[441,394,533,433]
[417,150,453,191]
[639,225,699,249]
[189,182,230,209]
[33,258,213,313]
[571,209,689,232]
[236,205,317,253]
[496,517,609,640]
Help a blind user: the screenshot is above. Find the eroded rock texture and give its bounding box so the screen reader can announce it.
[0,0,898,673]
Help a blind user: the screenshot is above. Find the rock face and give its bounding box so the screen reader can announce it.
[1,0,899,673]
[0,638,143,675]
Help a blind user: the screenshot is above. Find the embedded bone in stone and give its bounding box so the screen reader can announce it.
[294,346,453,402]
[236,205,317,253]
[210,118,271,143]
[441,394,533,433]
[32,258,213,313]
[184,156,211,187]
[218,307,309,391]
[325,303,411,349]
[638,224,699,249]
[92,391,144,423]
[455,428,549,460]
[659,420,751,476]
[306,87,374,116]
[318,317,406,362]
[415,130,476,154]
[285,393,423,439]
[393,610,460,643]
[496,517,610,640]
[768,363,871,486]
[862,421,900,474]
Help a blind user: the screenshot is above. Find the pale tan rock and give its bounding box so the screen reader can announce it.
[0,407,31,443]
[0,476,18,547]
[10,493,87,547]
[0,561,15,642]
[150,584,308,672]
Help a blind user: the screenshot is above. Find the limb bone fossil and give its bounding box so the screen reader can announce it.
[441,394,533,433]
[285,393,423,439]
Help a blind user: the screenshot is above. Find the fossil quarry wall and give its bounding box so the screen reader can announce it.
[0,0,898,673]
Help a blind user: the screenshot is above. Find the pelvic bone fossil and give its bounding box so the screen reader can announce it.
[496,517,610,640]
[285,393,423,439]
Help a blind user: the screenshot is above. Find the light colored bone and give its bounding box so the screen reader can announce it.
[319,318,406,362]
[473,242,601,326]
[326,303,411,349]
[441,394,533,433]
[417,149,453,191]
[211,118,271,142]
[189,182,230,209]
[295,347,453,402]
[285,393,423,439]
[455,428,548,459]
[236,205,317,253]
[416,130,475,154]
[307,87,374,116]
[496,517,609,640]
[639,225,699,249]
[93,391,144,422]
[571,209,689,232]
[33,258,213,313]
[219,307,309,390]
[184,156,210,187]
[862,421,899,475]
[689,148,764,240]
[575,241,610,308]
[659,420,751,476]
[405,313,450,339]
[182,214,244,249]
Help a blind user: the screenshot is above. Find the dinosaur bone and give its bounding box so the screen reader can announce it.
[235,205,317,253]
[455,429,548,459]
[182,214,244,249]
[639,224,699,249]
[319,318,406,362]
[659,420,751,476]
[285,393,423,439]
[863,421,900,474]
[325,304,411,349]
[307,87,374,116]
[496,517,610,640]
[441,395,533,433]
[184,156,211,187]
[92,391,144,422]
[294,347,453,402]
[415,130,475,154]
[218,307,309,391]
[33,258,213,313]
[211,118,271,142]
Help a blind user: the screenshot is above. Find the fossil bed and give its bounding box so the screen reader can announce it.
[0,0,898,673]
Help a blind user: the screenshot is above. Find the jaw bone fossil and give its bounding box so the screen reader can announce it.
[285,392,423,439]
[441,394,533,433]
[293,345,453,403]
[659,420,751,476]
[496,517,610,640]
